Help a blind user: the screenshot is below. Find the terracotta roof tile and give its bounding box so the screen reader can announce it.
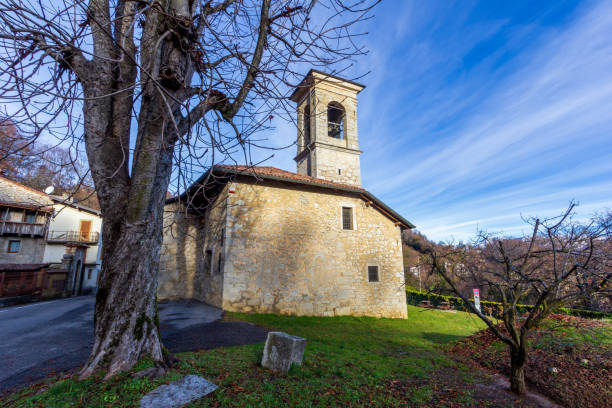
[169,164,415,229]
[214,165,366,192]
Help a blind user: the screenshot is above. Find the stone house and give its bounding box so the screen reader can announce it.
[0,177,53,265]
[159,70,414,318]
[0,176,103,298]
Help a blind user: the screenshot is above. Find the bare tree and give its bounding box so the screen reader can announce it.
[425,204,612,395]
[0,118,39,178]
[0,0,379,378]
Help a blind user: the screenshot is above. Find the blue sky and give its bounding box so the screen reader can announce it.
[262,0,612,242]
[3,1,609,243]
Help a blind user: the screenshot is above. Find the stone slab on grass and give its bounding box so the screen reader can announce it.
[140,375,218,408]
[261,331,306,373]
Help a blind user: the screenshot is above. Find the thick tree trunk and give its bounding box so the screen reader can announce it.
[79,134,175,379]
[509,344,527,395]
[77,0,238,379]
[78,0,186,378]
[79,215,167,379]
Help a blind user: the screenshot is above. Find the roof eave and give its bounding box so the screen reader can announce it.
[49,196,101,215]
[289,69,366,102]
[168,166,415,230]
[360,191,415,230]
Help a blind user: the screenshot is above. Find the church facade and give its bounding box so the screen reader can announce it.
[158,70,413,318]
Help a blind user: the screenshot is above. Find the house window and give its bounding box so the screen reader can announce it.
[24,212,36,223]
[327,102,345,139]
[87,269,92,280]
[342,207,353,230]
[368,265,379,282]
[8,240,21,253]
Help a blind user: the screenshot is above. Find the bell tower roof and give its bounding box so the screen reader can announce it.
[290,69,365,103]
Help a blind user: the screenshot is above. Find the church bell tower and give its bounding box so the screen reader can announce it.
[290,70,365,187]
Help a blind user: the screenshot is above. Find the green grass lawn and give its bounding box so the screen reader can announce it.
[3,306,491,407]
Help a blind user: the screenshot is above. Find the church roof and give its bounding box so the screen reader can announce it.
[169,165,415,229]
[216,165,366,192]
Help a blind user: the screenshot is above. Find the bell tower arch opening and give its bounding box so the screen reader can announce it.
[327,102,345,140]
[291,70,364,187]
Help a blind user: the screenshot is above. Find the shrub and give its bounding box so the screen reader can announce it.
[405,287,610,319]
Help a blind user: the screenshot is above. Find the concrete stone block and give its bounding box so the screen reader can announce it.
[140,375,217,408]
[261,331,306,373]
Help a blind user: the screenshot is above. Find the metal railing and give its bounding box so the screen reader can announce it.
[0,220,46,236]
[46,230,100,244]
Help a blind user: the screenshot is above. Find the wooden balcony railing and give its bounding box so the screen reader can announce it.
[46,231,100,244]
[0,221,46,236]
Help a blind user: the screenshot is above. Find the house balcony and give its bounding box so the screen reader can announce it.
[0,221,46,237]
[46,231,100,245]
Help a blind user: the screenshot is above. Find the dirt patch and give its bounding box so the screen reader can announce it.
[378,367,559,407]
[474,374,560,408]
[449,315,612,408]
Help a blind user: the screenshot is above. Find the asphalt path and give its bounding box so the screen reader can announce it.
[0,296,268,393]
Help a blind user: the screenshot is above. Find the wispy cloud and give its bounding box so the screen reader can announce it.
[254,1,612,242]
[353,0,612,241]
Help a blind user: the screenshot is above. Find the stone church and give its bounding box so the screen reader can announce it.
[159,70,414,318]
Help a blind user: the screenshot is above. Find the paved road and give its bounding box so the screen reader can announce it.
[0,296,268,393]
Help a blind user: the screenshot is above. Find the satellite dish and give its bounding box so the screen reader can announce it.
[44,186,55,195]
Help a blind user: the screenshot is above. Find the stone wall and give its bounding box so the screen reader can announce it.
[313,146,362,186]
[158,195,227,307]
[0,237,46,264]
[222,178,407,318]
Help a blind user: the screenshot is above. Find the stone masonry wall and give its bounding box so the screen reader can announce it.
[222,178,407,318]
[0,237,45,264]
[158,196,227,307]
[314,147,362,186]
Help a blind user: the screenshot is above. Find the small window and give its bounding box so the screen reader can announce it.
[8,240,21,253]
[217,255,223,275]
[87,269,92,280]
[303,104,311,144]
[24,213,36,223]
[338,169,342,175]
[327,102,345,139]
[205,250,213,276]
[368,265,379,282]
[342,207,353,230]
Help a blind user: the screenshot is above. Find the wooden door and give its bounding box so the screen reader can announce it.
[79,220,91,241]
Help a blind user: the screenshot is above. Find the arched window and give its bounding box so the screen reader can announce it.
[303,104,311,144]
[327,102,345,139]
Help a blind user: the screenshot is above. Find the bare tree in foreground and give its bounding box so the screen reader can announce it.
[0,0,378,378]
[425,204,612,395]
